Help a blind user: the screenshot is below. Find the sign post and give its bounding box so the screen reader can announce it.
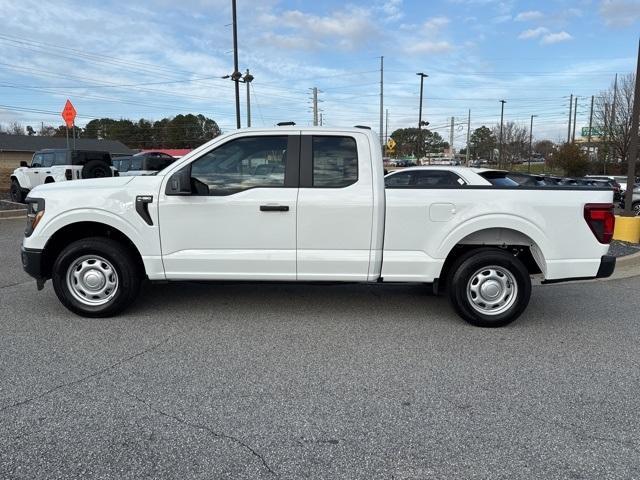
[61,100,77,150]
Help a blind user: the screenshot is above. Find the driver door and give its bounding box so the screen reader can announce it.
[159,133,300,280]
[26,153,47,189]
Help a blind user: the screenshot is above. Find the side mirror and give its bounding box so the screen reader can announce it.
[20,161,28,168]
[165,167,192,195]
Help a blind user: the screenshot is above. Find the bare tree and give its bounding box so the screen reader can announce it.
[38,124,58,136]
[594,73,636,162]
[492,121,529,166]
[7,121,24,135]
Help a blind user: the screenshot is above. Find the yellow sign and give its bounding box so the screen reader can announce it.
[387,138,396,150]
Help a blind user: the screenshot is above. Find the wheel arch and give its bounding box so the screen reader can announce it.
[40,221,145,280]
[437,225,548,293]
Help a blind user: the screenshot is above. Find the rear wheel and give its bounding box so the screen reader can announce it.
[633,202,640,216]
[447,248,531,327]
[51,237,141,317]
[10,180,25,203]
[82,160,112,179]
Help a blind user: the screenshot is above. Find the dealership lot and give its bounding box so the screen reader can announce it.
[1,217,639,479]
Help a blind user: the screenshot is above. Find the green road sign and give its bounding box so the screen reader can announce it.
[582,126,604,137]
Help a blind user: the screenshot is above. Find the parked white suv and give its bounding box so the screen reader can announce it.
[10,149,114,203]
[20,127,616,327]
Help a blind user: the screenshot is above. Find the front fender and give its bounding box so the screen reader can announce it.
[11,169,31,190]
[27,208,160,260]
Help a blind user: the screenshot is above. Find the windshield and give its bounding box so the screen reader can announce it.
[478,172,519,187]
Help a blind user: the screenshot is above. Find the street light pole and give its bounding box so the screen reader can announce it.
[417,72,428,161]
[623,39,640,217]
[244,69,254,127]
[528,114,537,173]
[499,100,506,168]
[231,0,241,129]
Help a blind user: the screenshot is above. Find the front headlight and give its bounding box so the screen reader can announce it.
[25,197,45,237]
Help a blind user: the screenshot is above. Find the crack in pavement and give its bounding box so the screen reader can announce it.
[0,334,176,413]
[0,280,34,290]
[122,390,277,477]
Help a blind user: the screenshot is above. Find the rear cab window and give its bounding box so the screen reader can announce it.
[312,136,358,188]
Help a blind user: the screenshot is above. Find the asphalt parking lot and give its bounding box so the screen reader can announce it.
[1,217,639,479]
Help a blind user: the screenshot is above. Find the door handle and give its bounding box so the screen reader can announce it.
[260,205,289,212]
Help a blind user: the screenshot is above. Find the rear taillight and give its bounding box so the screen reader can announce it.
[65,169,72,180]
[584,203,615,244]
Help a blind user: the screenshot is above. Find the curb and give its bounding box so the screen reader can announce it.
[0,210,26,219]
[615,250,640,269]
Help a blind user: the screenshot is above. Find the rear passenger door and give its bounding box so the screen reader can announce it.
[296,133,374,280]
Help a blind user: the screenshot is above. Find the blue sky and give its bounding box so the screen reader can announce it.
[0,0,639,144]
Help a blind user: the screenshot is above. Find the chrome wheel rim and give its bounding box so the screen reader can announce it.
[466,265,518,316]
[66,255,118,306]
[633,204,640,216]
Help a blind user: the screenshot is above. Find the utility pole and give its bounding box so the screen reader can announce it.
[567,94,573,143]
[449,116,454,156]
[244,69,254,127]
[385,108,389,145]
[587,95,594,162]
[466,109,471,166]
[379,56,384,151]
[499,100,506,168]
[609,73,618,166]
[320,113,323,126]
[231,0,241,129]
[623,39,640,217]
[572,96,578,143]
[528,115,537,173]
[312,87,318,126]
[417,73,428,161]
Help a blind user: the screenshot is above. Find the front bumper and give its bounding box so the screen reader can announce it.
[21,247,44,280]
[541,255,616,284]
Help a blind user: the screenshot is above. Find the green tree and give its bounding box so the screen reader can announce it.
[390,127,448,157]
[469,126,496,160]
[555,142,589,177]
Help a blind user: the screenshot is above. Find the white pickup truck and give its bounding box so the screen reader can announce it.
[21,126,616,327]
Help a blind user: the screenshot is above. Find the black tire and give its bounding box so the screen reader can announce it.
[51,237,142,317]
[9,180,25,203]
[82,160,112,179]
[447,248,531,328]
[633,202,640,217]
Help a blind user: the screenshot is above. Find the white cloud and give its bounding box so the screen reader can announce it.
[518,27,549,39]
[515,10,544,21]
[423,16,450,32]
[405,41,454,54]
[600,0,640,26]
[260,7,377,50]
[541,31,573,44]
[379,0,404,21]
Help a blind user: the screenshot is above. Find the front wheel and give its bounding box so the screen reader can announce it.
[10,180,25,203]
[633,202,640,217]
[447,249,531,328]
[51,237,142,317]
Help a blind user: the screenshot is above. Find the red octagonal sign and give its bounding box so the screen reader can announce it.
[61,99,77,128]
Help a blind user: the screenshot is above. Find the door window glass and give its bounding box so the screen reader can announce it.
[52,151,67,166]
[312,136,358,187]
[190,136,288,195]
[31,154,43,168]
[42,153,55,168]
[385,172,412,186]
[411,170,466,187]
